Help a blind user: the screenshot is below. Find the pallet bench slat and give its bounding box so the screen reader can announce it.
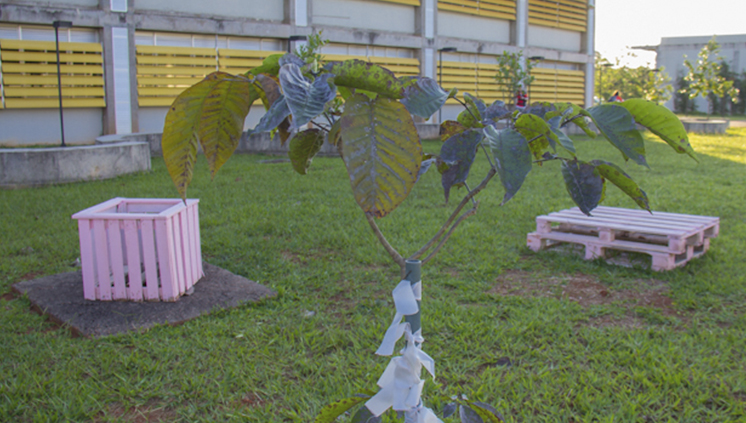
[528,206,719,271]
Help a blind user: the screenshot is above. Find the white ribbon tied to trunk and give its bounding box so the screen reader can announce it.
[366,279,441,423]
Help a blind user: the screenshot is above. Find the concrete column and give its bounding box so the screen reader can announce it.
[516,0,528,49]
[101,0,137,134]
[584,0,595,108]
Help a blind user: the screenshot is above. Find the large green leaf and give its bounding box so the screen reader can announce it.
[468,402,504,423]
[162,72,255,199]
[288,129,325,175]
[279,64,336,129]
[619,98,697,160]
[401,77,449,119]
[587,104,648,167]
[514,113,558,160]
[314,396,368,423]
[457,93,483,128]
[548,102,596,137]
[561,160,604,216]
[591,160,650,212]
[440,129,483,203]
[485,126,532,205]
[324,59,404,99]
[248,54,283,77]
[340,94,422,218]
[440,120,467,142]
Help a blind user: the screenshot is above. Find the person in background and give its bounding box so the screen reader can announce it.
[516,88,528,110]
[608,90,623,102]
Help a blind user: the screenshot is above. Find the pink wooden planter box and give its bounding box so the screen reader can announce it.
[72,198,203,302]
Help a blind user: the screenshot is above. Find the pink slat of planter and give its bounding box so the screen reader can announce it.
[72,198,203,302]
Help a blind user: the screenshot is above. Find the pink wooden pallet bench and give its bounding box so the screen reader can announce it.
[72,198,203,302]
[527,206,719,271]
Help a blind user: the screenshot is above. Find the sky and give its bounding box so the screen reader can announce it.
[595,0,746,68]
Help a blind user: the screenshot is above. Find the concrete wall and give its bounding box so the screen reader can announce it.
[0,109,104,147]
[0,142,151,188]
[437,12,511,44]
[5,0,99,8]
[133,0,284,22]
[528,25,581,52]
[312,0,416,34]
[656,34,746,111]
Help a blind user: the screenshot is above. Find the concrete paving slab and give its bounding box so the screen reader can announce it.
[12,263,275,338]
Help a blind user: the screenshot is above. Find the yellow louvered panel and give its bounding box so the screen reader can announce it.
[0,38,106,109]
[438,0,517,21]
[377,0,421,6]
[217,49,285,75]
[439,60,477,104]
[477,63,510,103]
[5,98,106,108]
[4,86,105,97]
[531,68,584,104]
[137,45,220,107]
[528,0,587,32]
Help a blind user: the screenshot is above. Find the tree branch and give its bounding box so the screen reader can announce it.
[409,167,497,261]
[365,212,406,270]
[422,206,478,265]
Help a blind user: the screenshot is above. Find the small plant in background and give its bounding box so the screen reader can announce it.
[494,51,533,105]
[681,37,740,116]
[160,35,695,422]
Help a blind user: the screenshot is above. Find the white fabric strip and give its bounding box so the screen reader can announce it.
[366,279,441,422]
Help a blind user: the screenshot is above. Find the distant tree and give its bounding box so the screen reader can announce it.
[681,37,740,116]
[595,53,672,105]
[494,50,533,105]
[673,72,697,114]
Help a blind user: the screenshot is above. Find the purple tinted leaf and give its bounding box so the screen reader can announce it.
[484,126,531,205]
[401,77,449,119]
[483,100,510,121]
[416,158,437,183]
[561,160,604,216]
[443,403,458,419]
[279,64,337,129]
[459,404,484,423]
[279,53,305,68]
[523,102,556,118]
[587,104,648,167]
[253,95,290,133]
[351,406,382,423]
[440,129,483,203]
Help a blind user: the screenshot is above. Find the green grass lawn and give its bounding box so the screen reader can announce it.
[1,128,745,422]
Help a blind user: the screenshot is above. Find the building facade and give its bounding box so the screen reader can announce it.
[0,0,595,146]
[653,34,746,112]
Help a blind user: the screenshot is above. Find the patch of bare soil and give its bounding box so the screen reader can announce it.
[2,292,17,302]
[94,401,178,423]
[489,270,681,328]
[240,392,266,408]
